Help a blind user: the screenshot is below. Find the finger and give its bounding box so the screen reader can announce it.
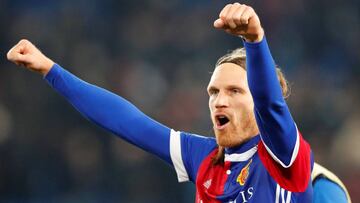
[7,46,19,60]
[17,39,31,47]
[15,39,31,55]
[219,4,232,20]
[7,49,14,61]
[233,5,247,26]
[240,6,255,25]
[16,53,31,63]
[15,61,27,67]
[214,19,225,28]
[7,43,27,60]
[225,3,241,29]
[8,52,31,65]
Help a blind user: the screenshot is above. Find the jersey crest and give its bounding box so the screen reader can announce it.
[237,159,252,186]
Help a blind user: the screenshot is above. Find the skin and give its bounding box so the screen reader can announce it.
[6,39,54,76]
[208,63,259,148]
[7,3,264,148]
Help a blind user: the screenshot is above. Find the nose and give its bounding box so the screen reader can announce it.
[214,92,229,108]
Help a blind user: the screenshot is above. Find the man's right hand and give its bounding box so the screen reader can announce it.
[214,3,264,42]
[7,39,54,76]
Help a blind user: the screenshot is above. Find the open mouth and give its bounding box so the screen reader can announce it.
[216,115,230,128]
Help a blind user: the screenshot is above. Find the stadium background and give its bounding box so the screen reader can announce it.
[0,0,359,202]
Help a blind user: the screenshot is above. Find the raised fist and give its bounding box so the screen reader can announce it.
[214,3,264,42]
[7,39,54,76]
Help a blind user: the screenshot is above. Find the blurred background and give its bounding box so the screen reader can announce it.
[0,0,359,202]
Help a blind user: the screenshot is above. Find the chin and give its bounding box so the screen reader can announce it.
[215,129,254,148]
[217,140,241,148]
[215,132,242,148]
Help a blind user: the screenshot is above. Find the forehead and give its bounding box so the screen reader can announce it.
[208,63,247,88]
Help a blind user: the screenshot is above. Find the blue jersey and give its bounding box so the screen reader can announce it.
[45,37,313,202]
[172,131,312,203]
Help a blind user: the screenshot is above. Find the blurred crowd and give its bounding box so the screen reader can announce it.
[0,0,359,202]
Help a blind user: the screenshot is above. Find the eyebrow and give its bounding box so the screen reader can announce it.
[207,86,218,92]
[226,85,246,93]
[226,85,245,92]
[207,85,246,93]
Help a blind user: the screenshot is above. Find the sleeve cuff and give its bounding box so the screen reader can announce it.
[43,63,61,80]
[243,35,268,49]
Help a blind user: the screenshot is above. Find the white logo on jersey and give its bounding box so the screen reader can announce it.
[228,187,254,203]
[203,179,212,189]
[275,184,292,203]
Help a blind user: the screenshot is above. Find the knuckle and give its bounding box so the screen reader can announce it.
[19,39,30,45]
[234,15,241,24]
[240,4,247,9]
[7,48,14,57]
[19,39,27,43]
[6,52,11,59]
[223,4,231,11]
[232,11,240,19]
[240,17,247,23]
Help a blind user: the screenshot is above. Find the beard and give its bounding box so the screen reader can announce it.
[214,111,259,148]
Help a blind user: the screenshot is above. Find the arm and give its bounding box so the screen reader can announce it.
[6,39,220,185]
[244,38,297,167]
[7,40,172,163]
[213,3,312,192]
[245,37,312,192]
[214,3,298,167]
[45,67,218,183]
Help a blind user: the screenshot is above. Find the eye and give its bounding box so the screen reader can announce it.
[230,88,241,94]
[208,89,219,96]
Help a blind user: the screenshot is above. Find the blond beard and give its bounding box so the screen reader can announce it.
[214,112,259,148]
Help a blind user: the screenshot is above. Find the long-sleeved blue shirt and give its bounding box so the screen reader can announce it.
[45,37,313,202]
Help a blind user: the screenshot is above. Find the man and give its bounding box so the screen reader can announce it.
[7,3,313,202]
[312,163,351,203]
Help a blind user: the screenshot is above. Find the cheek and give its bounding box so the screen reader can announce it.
[242,94,255,110]
[234,99,254,118]
[208,98,215,111]
[209,99,214,121]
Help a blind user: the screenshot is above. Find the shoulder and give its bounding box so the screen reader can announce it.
[170,130,217,182]
[176,131,217,152]
[312,163,351,203]
[313,177,348,203]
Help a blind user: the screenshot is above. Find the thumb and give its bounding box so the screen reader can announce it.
[9,52,31,64]
[214,18,225,28]
[16,53,32,63]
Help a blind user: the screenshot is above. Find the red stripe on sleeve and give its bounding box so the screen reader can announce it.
[258,133,312,192]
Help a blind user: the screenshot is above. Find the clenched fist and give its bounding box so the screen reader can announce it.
[214,3,264,42]
[7,39,54,76]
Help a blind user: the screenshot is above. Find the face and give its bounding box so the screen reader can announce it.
[207,63,259,148]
